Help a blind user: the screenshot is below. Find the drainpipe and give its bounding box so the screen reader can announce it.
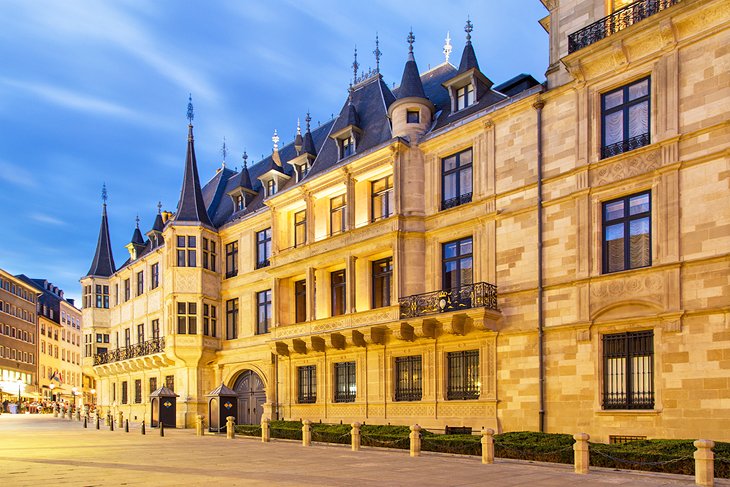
[533,92,546,433]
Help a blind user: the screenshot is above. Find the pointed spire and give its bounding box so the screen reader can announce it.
[352,45,359,86]
[397,29,427,99]
[301,111,316,157]
[86,184,116,277]
[175,94,213,227]
[294,119,304,154]
[443,31,452,63]
[221,137,228,166]
[131,215,145,245]
[187,94,194,124]
[374,34,382,73]
[457,18,480,74]
[151,202,164,233]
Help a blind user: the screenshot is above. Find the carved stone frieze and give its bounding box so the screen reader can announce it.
[591,148,661,186]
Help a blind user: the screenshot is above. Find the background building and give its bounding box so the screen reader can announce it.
[82,0,729,442]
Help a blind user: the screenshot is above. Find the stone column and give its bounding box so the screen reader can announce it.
[409,424,421,457]
[351,422,361,452]
[481,428,494,464]
[261,417,271,443]
[302,419,312,446]
[226,416,235,439]
[573,433,590,474]
[694,439,715,487]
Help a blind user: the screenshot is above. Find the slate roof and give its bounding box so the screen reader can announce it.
[131,226,145,246]
[175,124,213,226]
[206,383,237,397]
[86,202,116,278]
[457,42,480,74]
[398,51,427,99]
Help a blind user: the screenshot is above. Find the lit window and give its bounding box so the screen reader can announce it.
[330,195,346,236]
[371,175,394,222]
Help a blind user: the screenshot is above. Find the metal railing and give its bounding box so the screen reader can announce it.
[601,133,650,159]
[441,192,472,211]
[398,282,498,319]
[93,337,165,365]
[568,0,681,53]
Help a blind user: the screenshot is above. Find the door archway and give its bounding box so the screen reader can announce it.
[232,370,266,425]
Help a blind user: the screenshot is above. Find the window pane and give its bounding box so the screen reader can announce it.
[187,236,196,247]
[443,242,457,259]
[460,257,473,285]
[460,149,473,166]
[177,236,185,247]
[606,223,625,272]
[630,218,651,268]
[604,90,624,110]
[460,167,473,195]
[604,111,624,146]
[460,239,472,256]
[443,155,457,172]
[605,200,625,221]
[629,194,649,215]
[443,173,457,201]
[628,79,649,100]
[628,101,649,138]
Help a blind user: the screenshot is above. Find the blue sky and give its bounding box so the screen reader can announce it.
[0,0,548,303]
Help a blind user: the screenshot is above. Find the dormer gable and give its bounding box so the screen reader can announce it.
[442,20,494,113]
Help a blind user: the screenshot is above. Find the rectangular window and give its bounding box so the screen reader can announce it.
[165,375,174,392]
[134,379,142,403]
[256,290,272,335]
[83,285,92,308]
[177,236,197,267]
[339,136,354,159]
[137,323,144,343]
[441,148,473,210]
[121,381,128,404]
[294,210,307,247]
[601,77,650,159]
[124,328,131,348]
[203,304,217,337]
[124,279,131,301]
[298,365,317,404]
[151,263,159,289]
[149,377,158,394]
[136,271,144,296]
[371,175,394,222]
[294,280,307,323]
[330,194,346,236]
[177,302,197,334]
[456,84,474,110]
[334,361,356,403]
[202,238,216,271]
[267,179,277,196]
[603,330,654,409]
[406,109,419,124]
[603,192,651,273]
[447,350,480,400]
[331,270,346,316]
[256,229,271,268]
[151,319,160,340]
[372,258,392,309]
[394,356,422,401]
[225,241,238,278]
[226,298,238,340]
[442,237,473,292]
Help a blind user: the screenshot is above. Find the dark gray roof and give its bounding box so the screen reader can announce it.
[150,386,178,398]
[457,42,480,74]
[131,226,144,246]
[16,275,61,323]
[493,74,541,97]
[86,203,116,278]
[175,124,213,226]
[301,129,316,156]
[397,51,427,99]
[151,212,164,232]
[206,383,237,397]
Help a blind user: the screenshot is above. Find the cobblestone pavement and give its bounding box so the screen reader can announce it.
[1,414,728,487]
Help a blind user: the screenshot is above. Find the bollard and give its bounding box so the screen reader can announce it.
[117,411,124,429]
[481,428,495,464]
[409,424,422,457]
[76,409,81,421]
[351,422,361,452]
[573,433,590,474]
[53,406,58,418]
[694,439,715,487]
[105,413,111,426]
[96,415,100,430]
[261,417,270,443]
[226,416,235,439]
[83,416,88,428]
[125,419,129,433]
[160,421,165,437]
[302,419,312,446]
[141,420,146,435]
[110,417,114,432]
[195,415,203,437]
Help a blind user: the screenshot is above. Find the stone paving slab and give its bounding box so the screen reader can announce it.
[1,414,728,487]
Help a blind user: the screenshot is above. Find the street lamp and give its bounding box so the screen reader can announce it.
[49,383,56,401]
[17,379,23,412]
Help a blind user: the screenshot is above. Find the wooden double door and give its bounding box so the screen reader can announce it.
[233,370,266,425]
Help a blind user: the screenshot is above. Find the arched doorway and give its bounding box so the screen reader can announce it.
[232,370,266,425]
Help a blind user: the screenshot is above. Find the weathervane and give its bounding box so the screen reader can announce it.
[305,111,311,132]
[221,137,228,163]
[157,201,162,214]
[443,31,452,63]
[135,214,140,228]
[465,18,473,43]
[296,118,302,136]
[373,33,382,73]
[407,29,415,53]
[242,150,248,169]
[272,130,279,152]
[101,183,108,205]
[352,46,359,85]
[187,94,194,124]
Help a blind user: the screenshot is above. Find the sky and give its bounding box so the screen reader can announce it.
[0,0,549,304]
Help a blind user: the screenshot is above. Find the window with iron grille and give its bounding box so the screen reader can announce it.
[149,377,157,394]
[603,330,654,410]
[256,229,271,268]
[294,210,307,247]
[177,302,197,334]
[441,148,473,210]
[256,290,272,335]
[601,77,650,159]
[121,381,128,404]
[225,241,238,278]
[603,191,651,273]
[151,263,159,289]
[609,435,647,444]
[372,258,392,308]
[371,175,394,222]
[295,280,307,323]
[331,270,346,317]
[226,298,238,339]
[394,355,422,401]
[334,362,356,403]
[165,375,174,392]
[134,379,142,403]
[447,350,480,400]
[298,365,316,404]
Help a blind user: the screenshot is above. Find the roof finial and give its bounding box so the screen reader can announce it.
[157,201,162,214]
[221,136,228,164]
[465,17,473,44]
[187,94,194,124]
[135,214,140,229]
[272,129,280,152]
[242,150,248,168]
[373,33,382,73]
[296,118,302,136]
[101,183,108,205]
[305,111,311,132]
[443,31,452,63]
[352,45,359,86]
[407,29,415,54]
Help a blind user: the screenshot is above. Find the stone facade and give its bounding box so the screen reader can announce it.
[82,0,729,442]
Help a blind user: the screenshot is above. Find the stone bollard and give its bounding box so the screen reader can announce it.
[141,420,146,435]
[53,406,58,418]
[481,428,495,464]
[124,419,129,433]
[409,424,422,457]
[110,417,114,432]
[351,422,361,452]
[302,419,312,447]
[105,413,110,426]
[117,411,124,429]
[261,417,270,443]
[76,409,81,421]
[195,415,203,437]
[160,421,164,437]
[694,439,715,487]
[226,416,235,439]
[573,433,590,474]
[83,416,88,428]
[96,415,100,430]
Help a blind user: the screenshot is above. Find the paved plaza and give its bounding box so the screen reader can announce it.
[0,414,726,487]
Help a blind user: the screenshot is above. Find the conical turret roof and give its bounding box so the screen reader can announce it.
[175,121,213,226]
[86,193,116,278]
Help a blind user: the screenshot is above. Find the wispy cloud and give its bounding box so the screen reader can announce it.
[0,159,38,189]
[29,212,66,226]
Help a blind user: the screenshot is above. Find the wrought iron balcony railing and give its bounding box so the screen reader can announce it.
[441,192,473,211]
[93,337,165,365]
[568,0,681,53]
[601,133,650,159]
[399,282,498,319]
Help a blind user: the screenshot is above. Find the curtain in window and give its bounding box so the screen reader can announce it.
[628,101,648,138]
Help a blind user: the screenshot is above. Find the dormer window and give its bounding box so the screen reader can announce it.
[267,179,277,196]
[406,110,420,124]
[296,163,309,182]
[236,195,244,211]
[339,136,355,159]
[456,84,474,110]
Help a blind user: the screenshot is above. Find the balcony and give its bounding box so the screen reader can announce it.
[441,192,472,211]
[568,0,681,54]
[399,282,498,319]
[93,337,165,365]
[601,133,650,159]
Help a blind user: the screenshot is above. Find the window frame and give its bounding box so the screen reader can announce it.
[446,350,480,400]
[394,355,422,401]
[294,210,307,247]
[334,361,356,403]
[371,257,392,309]
[151,263,159,289]
[441,148,473,211]
[294,279,307,323]
[226,298,238,340]
[330,194,346,236]
[600,77,651,159]
[602,330,654,410]
[442,236,474,291]
[256,229,271,269]
[456,83,474,110]
[256,290,272,335]
[602,191,652,274]
[330,269,346,317]
[371,175,394,222]
[225,241,239,278]
[297,365,317,404]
